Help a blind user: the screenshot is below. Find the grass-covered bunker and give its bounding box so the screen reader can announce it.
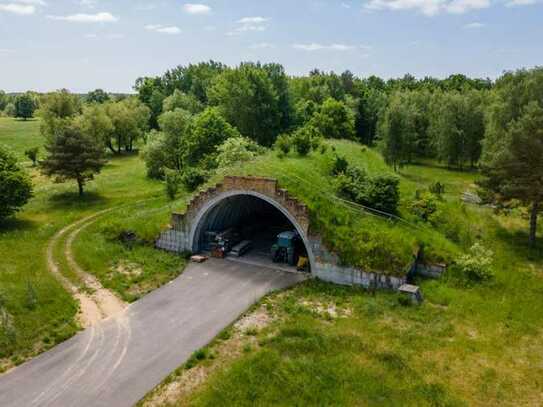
[157,175,407,289]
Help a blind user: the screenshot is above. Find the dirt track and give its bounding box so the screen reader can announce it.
[46,209,126,327]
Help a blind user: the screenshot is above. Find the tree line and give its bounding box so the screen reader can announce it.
[1,64,542,247]
[132,62,543,247]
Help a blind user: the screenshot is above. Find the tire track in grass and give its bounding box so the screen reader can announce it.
[45,210,114,327]
[46,197,163,327]
[65,216,126,322]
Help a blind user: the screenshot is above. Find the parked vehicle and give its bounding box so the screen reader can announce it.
[271,231,299,266]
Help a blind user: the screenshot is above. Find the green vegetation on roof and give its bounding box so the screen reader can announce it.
[204,139,460,276]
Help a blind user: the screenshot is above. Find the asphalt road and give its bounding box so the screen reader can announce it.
[0,259,306,407]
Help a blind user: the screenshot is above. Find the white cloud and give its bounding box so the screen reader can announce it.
[183,3,211,14]
[0,3,36,15]
[463,21,485,28]
[145,24,181,34]
[364,0,490,16]
[237,16,268,24]
[228,16,269,35]
[249,42,275,49]
[292,43,358,51]
[506,0,538,6]
[0,48,15,55]
[47,12,118,23]
[445,0,490,13]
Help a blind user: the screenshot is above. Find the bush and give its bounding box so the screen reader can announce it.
[363,175,400,214]
[291,126,313,156]
[429,181,445,196]
[164,169,181,200]
[0,146,33,221]
[181,167,207,192]
[331,154,349,175]
[410,191,438,221]
[215,137,260,168]
[4,103,16,117]
[24,147,39,166]
[274,134,291,156]
[452,243,494,283]
[140,130,171,179]
[336,166,400,214]
[291,125,322,156]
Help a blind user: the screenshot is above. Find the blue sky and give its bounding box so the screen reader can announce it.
[0,0,541,93]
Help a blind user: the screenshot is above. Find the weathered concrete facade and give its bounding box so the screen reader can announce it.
[156,176,406,290]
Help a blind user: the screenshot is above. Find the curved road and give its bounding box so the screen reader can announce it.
[0,259,306,407]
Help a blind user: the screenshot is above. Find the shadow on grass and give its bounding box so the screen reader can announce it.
[0,217,37,234]
[493,221,543,262]
[47,191,110,211]
[402,160,479,174]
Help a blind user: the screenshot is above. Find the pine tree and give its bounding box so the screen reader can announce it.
[40,121,106,196]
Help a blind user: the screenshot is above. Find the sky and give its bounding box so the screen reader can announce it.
[0,0,541,93]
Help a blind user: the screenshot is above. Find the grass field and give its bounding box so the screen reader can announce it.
[0,118,186,371]
[0,118,42,161]
[2,117,543,405]
[142,152,543,406]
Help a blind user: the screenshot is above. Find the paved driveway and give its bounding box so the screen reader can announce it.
[0,259,306,407]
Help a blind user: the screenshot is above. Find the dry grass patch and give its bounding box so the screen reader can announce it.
[140,303,278,407]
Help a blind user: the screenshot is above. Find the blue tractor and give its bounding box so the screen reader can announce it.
[271,231,299,266]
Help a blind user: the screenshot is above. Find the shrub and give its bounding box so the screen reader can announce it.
[331,154,349,175]
[215,137,260,168]
[0,146,33,221]
[274,133,291,156]
[336,166,400,214]
[291,126,314,156]
[140,130,171,179]
[429,181,445,196]
[24,147,39,166]
[181,167,207,192]
[452,243,494,283]
[164,169,181,200]
[410,191,438,221]
[4,103,16,117]
[363,175,400,214]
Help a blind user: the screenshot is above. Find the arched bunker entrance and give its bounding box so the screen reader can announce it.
[156,176,406,289]
[157,177,316,273]
[191,191,313,272]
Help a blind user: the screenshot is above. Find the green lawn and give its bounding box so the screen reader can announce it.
[0,119,186,371]
[143,157,543,406]
[0,118,42,161]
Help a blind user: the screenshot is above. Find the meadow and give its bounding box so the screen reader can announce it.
[2,117,543,406]
[0,118,185,371]
[142,145,543,406]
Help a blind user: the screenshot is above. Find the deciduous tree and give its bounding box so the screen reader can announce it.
[14,93,36,120]
[0,146,33,221]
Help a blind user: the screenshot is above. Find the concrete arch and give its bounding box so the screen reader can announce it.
[189,190,316,273]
